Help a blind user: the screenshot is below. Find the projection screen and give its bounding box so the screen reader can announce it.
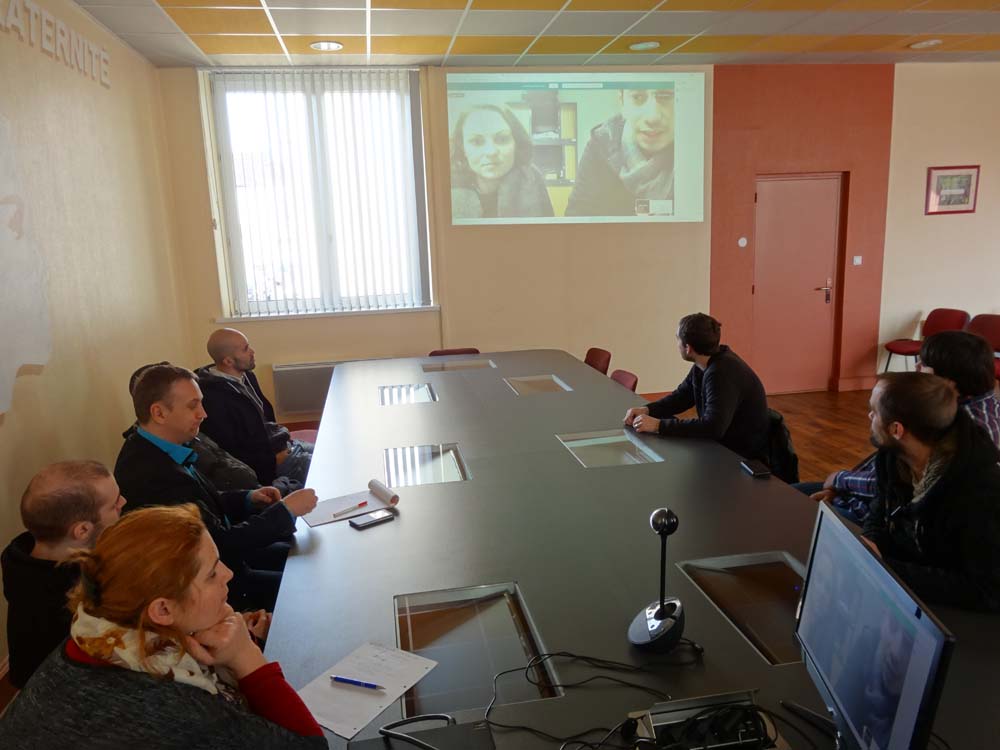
[447,71,705,225]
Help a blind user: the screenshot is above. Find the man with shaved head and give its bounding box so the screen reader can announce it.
[1,461,126,687]
[195,328,312,486]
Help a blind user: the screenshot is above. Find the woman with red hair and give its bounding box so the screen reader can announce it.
[0,504,326,748]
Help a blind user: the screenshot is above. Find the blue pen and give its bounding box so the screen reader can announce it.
[330,675,385,690]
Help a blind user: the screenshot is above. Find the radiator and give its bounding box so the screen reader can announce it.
[272,362,336,416]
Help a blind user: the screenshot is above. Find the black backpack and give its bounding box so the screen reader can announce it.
[766,408,800,484]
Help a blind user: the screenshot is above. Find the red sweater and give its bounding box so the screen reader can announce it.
[65,640,323,737]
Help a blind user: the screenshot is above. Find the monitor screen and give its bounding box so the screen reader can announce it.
[796,503,954,750]
[446,71,706,225]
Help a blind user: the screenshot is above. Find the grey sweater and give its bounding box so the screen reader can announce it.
[0,646,328,749]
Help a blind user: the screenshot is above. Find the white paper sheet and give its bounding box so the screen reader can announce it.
[297,642,437,740]
[302,479,399,527]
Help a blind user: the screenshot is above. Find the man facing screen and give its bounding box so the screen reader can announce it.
[566,87,675,217]
[450,104,554,220]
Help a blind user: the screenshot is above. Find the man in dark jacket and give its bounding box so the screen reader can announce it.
[862,372,1000,612]
[1,460,125,687]
[195,329,312,486]
[114,364,318,611]
[625,313,770,461]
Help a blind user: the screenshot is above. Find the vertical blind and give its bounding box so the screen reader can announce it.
[209,69,429,317]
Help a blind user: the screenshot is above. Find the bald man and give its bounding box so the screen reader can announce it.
[195,329,313,486]
[1,461,126,687]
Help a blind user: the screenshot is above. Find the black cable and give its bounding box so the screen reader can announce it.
[377,713,455,750]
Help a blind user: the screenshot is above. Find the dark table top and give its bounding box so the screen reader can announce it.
[265,349,996,749]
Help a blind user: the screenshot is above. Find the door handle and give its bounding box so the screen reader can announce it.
[813,286,833,303]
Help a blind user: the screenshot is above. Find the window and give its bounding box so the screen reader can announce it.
[206,69,430,317]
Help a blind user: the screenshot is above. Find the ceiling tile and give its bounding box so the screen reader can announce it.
[372,9,465,34]
[282,34,366,51]
[211,53,290,64]
[917,0,1000,9]
[782,11,891,34]
[832,1,922,9]
[370,53,446,62]
[444,54,521,64]
[270,9,365,34]
[811,33,908,50]
[166,7,274,33]
[157,0,261,7]
[676,33,767,51]
[654,1,752,9]
[704,11,819,34]
[602,34,691,53]
[947,33,1000,49]
[628,11,722,35]
[878,32,977,49]
[569,0,662,9]
[649,51,742,62]
[119,31,210,64]
[593,52,667,63]
[76,0,160,7]
[460,11,555,35]
[475,0,566,8]
[750,0,839,9]
[517,53,593,64]
[544,11,646,36]
[190,34,282,52]
[450,35,533,53]
[927,12,1000,32]
[372,0,468,8]
[530,34,614,53]
[84,5,181,32]
[265,0,364,6]
[373,34,452,52]
[751,33,836,51]
[855,11,970,33]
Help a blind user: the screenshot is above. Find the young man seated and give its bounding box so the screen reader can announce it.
[114,364,318,612]
[624,312,770,461]
[862,372,1000,612]
[195,329,313,486]
[807,330,1000,522]
[1,461,125,688]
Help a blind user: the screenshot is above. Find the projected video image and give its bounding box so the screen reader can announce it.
[447,72,705,225]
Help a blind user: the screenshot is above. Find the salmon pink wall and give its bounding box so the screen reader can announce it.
[711,65,894,391]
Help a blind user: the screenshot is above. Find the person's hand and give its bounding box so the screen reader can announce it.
[250,486,281,505]
[822,471,840,490]
[283,488,318,517]
[810,488,838,503]
[860,536,882,559]
[185,606,267,679]
[623,406,649,426]
[242,609,272,642]
[275,448,290,465]
[631,414,661,434]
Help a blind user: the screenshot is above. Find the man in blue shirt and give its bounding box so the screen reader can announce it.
[114,364,317,611]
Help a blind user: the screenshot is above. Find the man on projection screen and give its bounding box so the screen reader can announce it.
[565,87,675,218]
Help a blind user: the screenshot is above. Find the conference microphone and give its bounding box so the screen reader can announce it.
[628,508,685,651]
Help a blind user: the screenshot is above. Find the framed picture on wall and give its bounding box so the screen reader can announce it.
[925,165,980,215]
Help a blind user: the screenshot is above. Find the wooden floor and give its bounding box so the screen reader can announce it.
[0,391,872,710]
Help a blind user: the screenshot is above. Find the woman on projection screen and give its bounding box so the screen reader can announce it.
[450,104,554,220]
[565,87,675,218]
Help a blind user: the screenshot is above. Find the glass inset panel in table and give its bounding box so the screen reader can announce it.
[378,383,438,406]
[504,374,573,395]
[556,429,664,468]
[421,359,496,372]
[383,443,470,487]
[394,583,559,717]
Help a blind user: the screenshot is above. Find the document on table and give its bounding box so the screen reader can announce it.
[302,479,400,527]
[297,642,437,740]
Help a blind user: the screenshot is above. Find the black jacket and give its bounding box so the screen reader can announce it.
[113,432,295,577]
[1,532,78,688]
[647,346,769,461]
[195,367,289,485]
[863,410,1000,612]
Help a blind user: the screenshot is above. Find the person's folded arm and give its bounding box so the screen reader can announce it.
[208,502,296,562]
[657,370,738,440]
[648,370,695,420]
[239,661,324,737]
[831,466,878,498]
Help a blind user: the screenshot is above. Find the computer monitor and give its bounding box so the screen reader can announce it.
[794,503,955,750]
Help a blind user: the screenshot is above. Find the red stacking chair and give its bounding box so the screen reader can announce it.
[610,369,638,392]
[428,348,480,356]
[584,347,612,375]
[884,308,969,372]
[290,429,318,444]
[967,314,1000,379]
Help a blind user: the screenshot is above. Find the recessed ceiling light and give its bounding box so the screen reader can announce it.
[310,41,344,52]
[629,41,661,52]
[909,39,943,50]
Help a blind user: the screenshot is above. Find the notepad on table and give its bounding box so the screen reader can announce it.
[302,479,400,527]
[297,642,437,740]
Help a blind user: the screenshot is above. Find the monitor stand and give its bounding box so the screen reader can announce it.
[780,700,844,747]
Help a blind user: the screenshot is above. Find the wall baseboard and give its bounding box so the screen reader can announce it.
[834,375,878,392]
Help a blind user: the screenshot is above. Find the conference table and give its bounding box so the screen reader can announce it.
[265,349,996,749]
